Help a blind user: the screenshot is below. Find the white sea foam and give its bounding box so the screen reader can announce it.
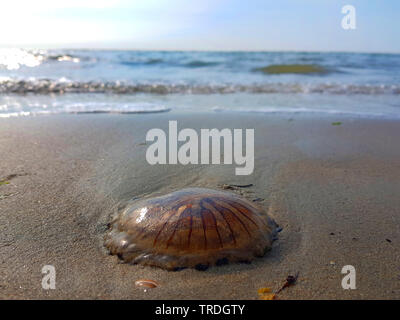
[0,50,399,118]
[212,106,397,119]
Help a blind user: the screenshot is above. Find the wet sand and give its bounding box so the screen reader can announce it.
[0,112,399,299]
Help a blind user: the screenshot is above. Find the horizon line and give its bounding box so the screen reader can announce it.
[1,46,399,55]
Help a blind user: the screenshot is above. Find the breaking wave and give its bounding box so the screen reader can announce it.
[0,78,399,95]
[213,106,397,118]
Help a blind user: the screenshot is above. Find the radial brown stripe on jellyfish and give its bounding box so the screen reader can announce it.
[217,196,260,226]
[105,187,279,271]
[165,207,189,249]
[152,208,178,247]
[187,214,193,249]
[199,201,229,251]
[228,199,269,229]
[199,200,224,249]
[206,198,252,238]
[201,198,238,246]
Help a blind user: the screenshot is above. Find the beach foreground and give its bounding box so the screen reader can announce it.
[0,112,399,299]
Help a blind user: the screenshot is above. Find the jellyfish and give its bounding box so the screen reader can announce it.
[105,188,278,270]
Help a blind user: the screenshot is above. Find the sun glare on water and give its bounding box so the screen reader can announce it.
[0,49,45,70]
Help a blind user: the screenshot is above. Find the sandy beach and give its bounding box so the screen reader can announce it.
[0,112,399,299]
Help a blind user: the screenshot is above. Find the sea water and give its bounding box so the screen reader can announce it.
[0,49,399,118]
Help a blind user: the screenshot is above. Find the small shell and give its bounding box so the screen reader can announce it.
[135,279,159,288]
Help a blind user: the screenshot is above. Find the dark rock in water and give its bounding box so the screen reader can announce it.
[254,64,329,75]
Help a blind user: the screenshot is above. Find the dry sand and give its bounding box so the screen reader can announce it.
[0,112,399,299]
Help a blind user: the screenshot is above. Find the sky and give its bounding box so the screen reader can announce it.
[0,0,399,52]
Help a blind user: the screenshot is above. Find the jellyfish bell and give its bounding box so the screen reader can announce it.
[105,188,278,271]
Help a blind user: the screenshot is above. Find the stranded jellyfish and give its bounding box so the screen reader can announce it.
[105,188,278,270]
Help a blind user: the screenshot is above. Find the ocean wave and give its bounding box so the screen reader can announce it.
[213,106,397,118]
[0,79,399,95]
[146,58,164,65]
[0,101,170,118]
[64,102,170,114]
[47,54,80,63]
[184,60,220,68]
[120,58,165,67]
[70,108,170,114]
